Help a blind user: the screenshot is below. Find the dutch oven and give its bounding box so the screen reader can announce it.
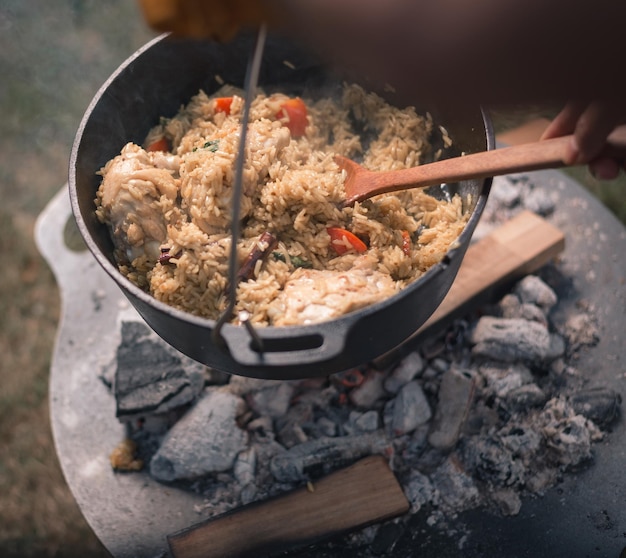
[69,32,494,380]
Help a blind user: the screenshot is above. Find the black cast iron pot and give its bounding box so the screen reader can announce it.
[69,33,494,380]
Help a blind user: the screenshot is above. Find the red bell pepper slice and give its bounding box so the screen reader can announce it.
[146,137,170,152]
[327,227,368,255]
[213,96,234,115]
[278,97,308,137]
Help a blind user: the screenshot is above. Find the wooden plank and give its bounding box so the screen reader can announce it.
[423,210,564,330]
[168,456,409,558]
[375,210,565,367]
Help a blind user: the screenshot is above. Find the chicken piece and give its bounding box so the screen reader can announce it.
[267,259,400,326]
[181,121,290,234]
[97,143,180,263]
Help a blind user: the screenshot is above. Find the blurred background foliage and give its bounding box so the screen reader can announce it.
[0,1,152,556]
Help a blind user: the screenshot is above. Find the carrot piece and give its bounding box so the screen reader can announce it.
[327,227,368,255]
[278,97,308,137]
[146,137,170,152]
[213,96,234,115]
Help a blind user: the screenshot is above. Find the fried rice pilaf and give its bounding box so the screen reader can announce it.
[95,84,468,326]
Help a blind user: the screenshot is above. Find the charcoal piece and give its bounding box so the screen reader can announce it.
[546,333,566,361]
[504,383,548,411]
[458,437,525,488]
[514,275,558,312]
[502,300,548,325]
[498,293,521,318]
[498,425,542,461]
[114,322,205,419]
[470,316,552,365]
[150,389,248,482]
[269,431,387,483]
[275,402,314,448]
[384,351,424,395]
[120,320,152,345]
[348,409,380,433]
[388,381,432,437]
[544,413,599,467]
[569,387,621,428]
[428,367,475,450]
[430,358,450,374]
[247,382,295,418]
[349,370,387,408]
[479,362,534,399]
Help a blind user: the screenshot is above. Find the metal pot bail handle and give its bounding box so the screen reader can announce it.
[212,24,267,349]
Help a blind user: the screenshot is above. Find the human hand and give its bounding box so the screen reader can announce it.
[137,0,276,41]
[541,101,626,180]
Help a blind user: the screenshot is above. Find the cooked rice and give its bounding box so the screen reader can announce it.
[95,84,469,326]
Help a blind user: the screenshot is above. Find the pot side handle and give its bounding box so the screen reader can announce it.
[217,321,350,368]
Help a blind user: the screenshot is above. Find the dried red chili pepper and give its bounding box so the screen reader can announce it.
[237,231,279,282]
[158,247,181,265]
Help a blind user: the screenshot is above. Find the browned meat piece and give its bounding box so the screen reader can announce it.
[267,258,400,326]
[180,121,290,235]
[97,143,180,263]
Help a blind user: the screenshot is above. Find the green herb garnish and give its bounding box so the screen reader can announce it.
[291,256,313,269]
[273,251,286,262]
[193,139,220,153]
[203,139,220,152]
[273,252,313,269]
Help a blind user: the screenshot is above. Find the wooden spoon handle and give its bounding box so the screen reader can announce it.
[359,125,626,198]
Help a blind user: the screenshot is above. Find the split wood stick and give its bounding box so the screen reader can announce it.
[424,209,565,328]
[168,455,409,558]
[375,210,565,368]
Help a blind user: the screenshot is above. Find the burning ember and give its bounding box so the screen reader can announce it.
[102,173,620,554]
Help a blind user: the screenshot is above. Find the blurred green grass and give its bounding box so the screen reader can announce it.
[0,1,153,556]
[0,2,624,557]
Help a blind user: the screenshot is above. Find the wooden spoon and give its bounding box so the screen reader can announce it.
[338,125,626,206]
